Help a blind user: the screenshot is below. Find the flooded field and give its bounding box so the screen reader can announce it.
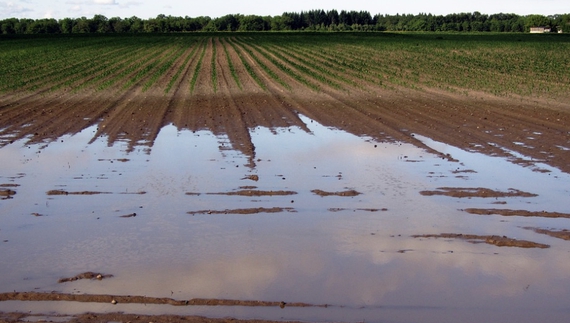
[1,112,570,323]
[1,33,570,323]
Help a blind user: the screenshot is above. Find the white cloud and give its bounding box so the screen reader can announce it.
[0,1,34,17]
[119,1,143,9]
[93,0,117,4]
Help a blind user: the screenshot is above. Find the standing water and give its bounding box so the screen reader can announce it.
[1,114,569,323]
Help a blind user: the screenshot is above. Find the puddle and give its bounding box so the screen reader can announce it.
[1,116,570,322]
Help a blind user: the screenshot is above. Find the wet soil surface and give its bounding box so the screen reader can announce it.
[412,233,550,248]
[464,208,570,218]
[523,227,570,240]
[207,190,298,196]
[188,207,296,215]
[0,292,316,308]
[311,189,362,197]
[58,272,114,283]
[419,187,537,198]
[0,311,302,323]
[46,190,112,196]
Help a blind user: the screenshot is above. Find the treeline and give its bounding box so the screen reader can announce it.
[1,10,569,34]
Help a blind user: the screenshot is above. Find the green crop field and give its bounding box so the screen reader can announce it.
[1,32,569,100]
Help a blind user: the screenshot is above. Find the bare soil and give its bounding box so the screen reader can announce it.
[0,292,317,308]
[207,190,298,196]
[412,233,550,248]
[188,207,296,215]
[311,189,362,197]
[464,208,570,219]
[46,190,112,195]
[0,189,16,198]
[0,312,303,323]
[419,187,538,198]
[524,227,570,240]
[0,292,316,323]
[57,272,114,284]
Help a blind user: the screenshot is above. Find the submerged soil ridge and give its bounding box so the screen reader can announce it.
[0,291,321,308]
[412,233,550,248]
[464,208,570,218]
[0,312,303,323]
[420,187,538,198]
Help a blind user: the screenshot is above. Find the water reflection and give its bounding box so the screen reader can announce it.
[1,113,570,322]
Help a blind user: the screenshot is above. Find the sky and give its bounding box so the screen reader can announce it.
[0,0,567,20]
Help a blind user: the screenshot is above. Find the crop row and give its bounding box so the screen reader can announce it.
[0,33,568,100]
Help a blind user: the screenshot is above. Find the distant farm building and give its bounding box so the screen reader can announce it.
[530,26,551,33]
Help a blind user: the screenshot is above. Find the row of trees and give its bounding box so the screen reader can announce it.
[1,10,569,34]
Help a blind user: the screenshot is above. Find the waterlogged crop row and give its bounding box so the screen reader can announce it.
[0,33,568,100]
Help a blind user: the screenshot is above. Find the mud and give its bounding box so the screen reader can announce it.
[0,184,19,187]
[0,312,304,323]
[0,189,15,198]
[464,208,570,219]
[419,187,537,198]
[328,208,388,212]
[188,207,296,215]
[97,158,130,162]
[311,189,361,197]
[58,272,114,283]
[46,190,112,196]
[523,227,570,241]
[242,175,260,181]
[0,292,318,308]
[208,190,297,196]
[412,233,550,248]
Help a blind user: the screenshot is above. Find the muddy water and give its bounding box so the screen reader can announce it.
[1,115,570,322]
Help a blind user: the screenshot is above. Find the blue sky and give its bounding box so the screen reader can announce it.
[1,0,567,20]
